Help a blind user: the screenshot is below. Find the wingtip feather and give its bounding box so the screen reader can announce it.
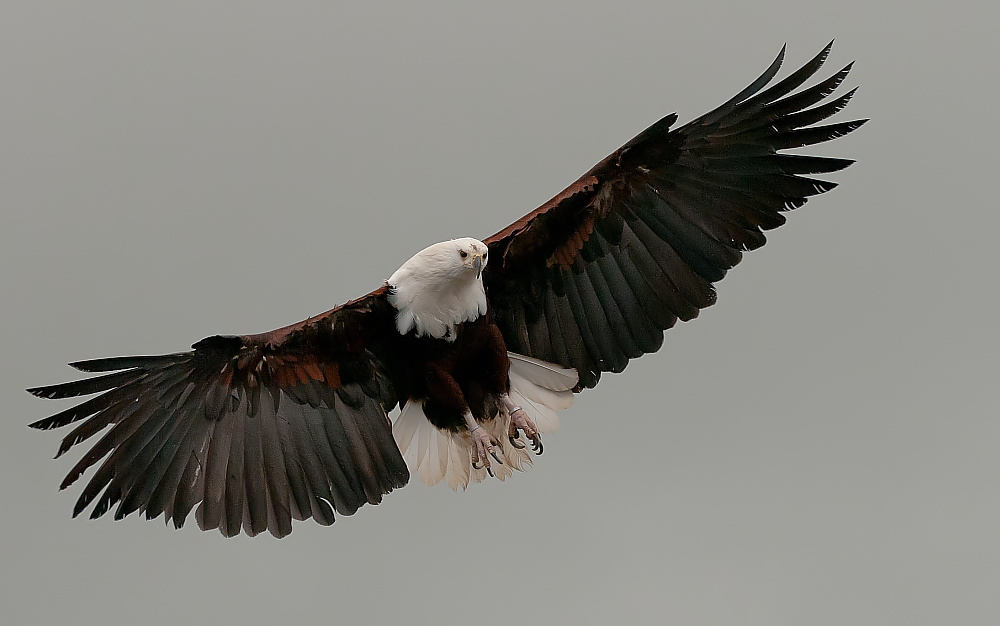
[29,415,60,430]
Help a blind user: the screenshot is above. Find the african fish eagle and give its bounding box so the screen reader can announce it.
[28,43,866,538]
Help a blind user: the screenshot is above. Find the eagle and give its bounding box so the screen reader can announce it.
[29,43,866,538]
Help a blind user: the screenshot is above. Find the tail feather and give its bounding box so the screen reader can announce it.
[393,401,422,456]
[447,434,471,491]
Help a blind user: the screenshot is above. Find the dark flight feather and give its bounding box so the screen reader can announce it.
[484,42,865,388]
[32,291,409,537]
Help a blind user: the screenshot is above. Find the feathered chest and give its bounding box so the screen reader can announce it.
[385,244,488,341]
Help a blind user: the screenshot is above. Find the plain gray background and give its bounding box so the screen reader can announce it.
[2,2,997,624]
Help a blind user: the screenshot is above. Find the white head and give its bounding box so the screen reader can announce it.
[386,238,489,341]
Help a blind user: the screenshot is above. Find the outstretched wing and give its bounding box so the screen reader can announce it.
[29,288,408,538]
[483,43,866,388]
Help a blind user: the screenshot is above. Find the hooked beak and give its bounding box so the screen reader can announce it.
[473,254,483,278]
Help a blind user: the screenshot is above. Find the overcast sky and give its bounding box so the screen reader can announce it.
[2,2,998,625]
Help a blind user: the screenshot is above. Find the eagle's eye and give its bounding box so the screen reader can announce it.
[482,252,487,260]
[459,250,468,259]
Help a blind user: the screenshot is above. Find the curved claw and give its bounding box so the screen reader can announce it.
[530,433,543,455]
[508,435,525,449]
[506,402,544,456]
[469,423,501,477]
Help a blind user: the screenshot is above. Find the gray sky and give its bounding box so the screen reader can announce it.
[3,2,997,624]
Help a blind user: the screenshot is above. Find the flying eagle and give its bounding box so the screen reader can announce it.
[29,43,866,538]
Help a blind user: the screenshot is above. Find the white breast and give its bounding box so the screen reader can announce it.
[386,239,488,341]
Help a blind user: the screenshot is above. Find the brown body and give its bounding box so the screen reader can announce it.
[389,316,512,431]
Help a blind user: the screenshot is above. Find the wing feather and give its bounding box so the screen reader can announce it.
[485,44,864,387]
[223,411,246,537]
[30,288,409,537]
[172,446,207,528]
[196,417,231,531]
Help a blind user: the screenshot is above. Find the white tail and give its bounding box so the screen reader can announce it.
[391,352,578,490]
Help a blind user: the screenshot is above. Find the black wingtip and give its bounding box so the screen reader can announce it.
[59,472,79,491]
[819,40,834,65]
[69,354,186,372]
[69,358,119,372]
[802,41,834,76]
[27,386,54,399]
[54,438,75,459]
[699,43,786,124]
[769,44,787,73]
[843,119,870,136]
[28,416,53,430]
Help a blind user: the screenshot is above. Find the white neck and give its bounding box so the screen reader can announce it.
[386,240,488,341]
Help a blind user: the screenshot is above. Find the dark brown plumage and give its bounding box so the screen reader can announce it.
[30,290,408,537]
[484,42,865,388]
[29,43,866,537]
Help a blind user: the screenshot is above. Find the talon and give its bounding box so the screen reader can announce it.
[503,397,545,456]
[508,435,525,449]
[467,416,500,476]
[486,466,494,478]
[530,434,543,455]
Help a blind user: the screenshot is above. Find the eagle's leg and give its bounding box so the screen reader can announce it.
[463,410,502,476]
[500,394,542,455]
